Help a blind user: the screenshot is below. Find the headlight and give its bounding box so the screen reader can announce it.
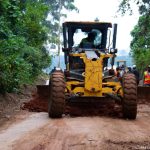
[110,48,117,54]
[110,49,115,53]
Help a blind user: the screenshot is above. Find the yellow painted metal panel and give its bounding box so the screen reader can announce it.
[84,59,103,92]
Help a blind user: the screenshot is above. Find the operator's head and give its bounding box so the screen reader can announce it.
[88,31,97,41]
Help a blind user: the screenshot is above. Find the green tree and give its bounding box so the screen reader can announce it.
[118,0,150,73]
[118,0,150,15]
[44,0,78,45]
[0,0,51,93]
[0,0,78,93]
[130,15,150,72]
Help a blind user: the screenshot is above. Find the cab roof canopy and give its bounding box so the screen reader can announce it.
[62,21,113,48]
[63,21,112,30]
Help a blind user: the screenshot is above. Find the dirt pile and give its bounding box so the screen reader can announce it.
[22,96,48,112]
[22,95,122,118]
[22,85,49,112]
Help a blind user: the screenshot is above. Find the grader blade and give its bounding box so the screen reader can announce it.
[36,85,150,101]
[137,86,150,100]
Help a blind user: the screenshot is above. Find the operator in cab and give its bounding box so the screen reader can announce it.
[79,31,97,48]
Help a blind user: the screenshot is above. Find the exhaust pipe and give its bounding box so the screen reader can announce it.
[112,24,117,49]
[110,24,118,68]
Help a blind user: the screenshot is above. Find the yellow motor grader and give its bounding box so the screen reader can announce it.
[48,21,137,119]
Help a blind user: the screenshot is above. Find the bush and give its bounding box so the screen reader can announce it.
[0,1,51,93]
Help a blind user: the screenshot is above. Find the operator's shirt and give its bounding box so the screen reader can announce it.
[79,38,94,48]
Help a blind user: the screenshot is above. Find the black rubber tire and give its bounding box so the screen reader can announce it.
[48,70,65,118]
[122,73,137,119]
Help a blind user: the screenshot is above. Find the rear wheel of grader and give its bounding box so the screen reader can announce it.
[122,73,137,119]
[48,70,65,118]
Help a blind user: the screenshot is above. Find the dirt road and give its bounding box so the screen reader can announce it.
[0,103,150,150]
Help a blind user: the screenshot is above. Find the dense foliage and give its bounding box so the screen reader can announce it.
[118,0,150,15]
[130,15,150,72]
[0,0,77,93]
[118,0,150,72]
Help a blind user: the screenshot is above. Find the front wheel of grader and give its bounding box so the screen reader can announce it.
[122,73,137,120]
[48,70,66,118]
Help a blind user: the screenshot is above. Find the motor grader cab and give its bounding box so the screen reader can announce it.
[48,21,137,119]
